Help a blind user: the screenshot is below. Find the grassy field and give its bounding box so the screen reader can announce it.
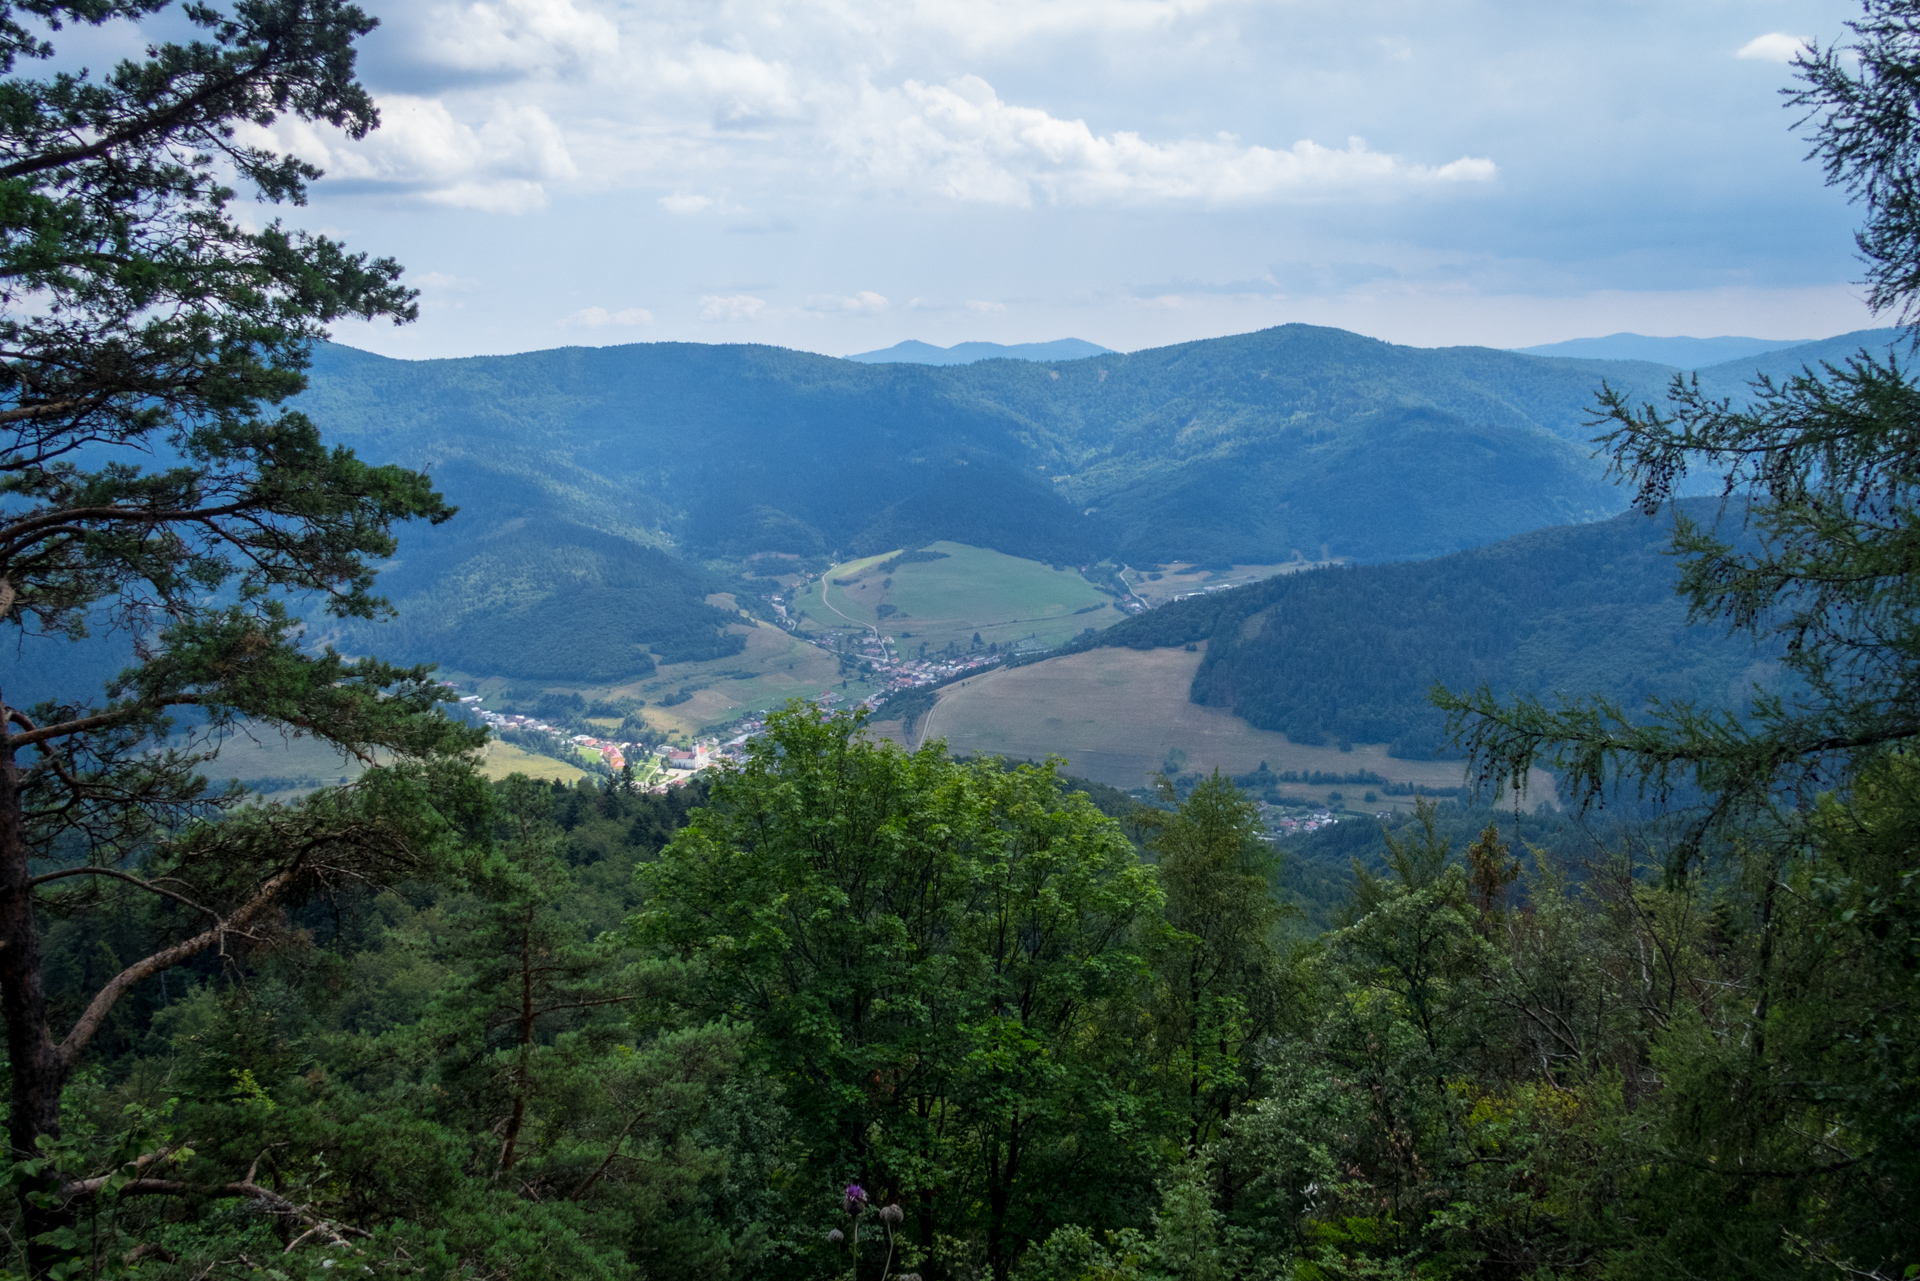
[791,541,1126,654]
[608,620,870,738]
[187,724,594,791]
[193,729,373,790]
[873,645,1556,809]
[477,739,591,783]
[459,616,865,742]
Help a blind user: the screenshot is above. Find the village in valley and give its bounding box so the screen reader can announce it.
[455,563,1356,837]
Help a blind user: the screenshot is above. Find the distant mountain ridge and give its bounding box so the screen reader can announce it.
[1513,333,1813,366]
[846,337,1115,365]
[1512,326,1906,370]
[292,322,1900,683]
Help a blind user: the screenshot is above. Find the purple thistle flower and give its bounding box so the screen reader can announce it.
[844,1183,868,1214]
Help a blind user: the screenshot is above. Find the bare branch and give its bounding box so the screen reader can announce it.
[29,866,216,918]
[57,858,305,1070]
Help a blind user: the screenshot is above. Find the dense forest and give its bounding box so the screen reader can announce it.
[15,713,1910,1280]
[349,518,748,680]
[298,325,1638,573]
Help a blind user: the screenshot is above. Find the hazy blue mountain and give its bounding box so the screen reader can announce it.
[300,325,1655,574]
[1690,327,1909,394]
[1512,332,1812,366]
[1064,499,1774,758]
[846,337,1116,364]
[23,323,1890,692]
[289,324,1684,680]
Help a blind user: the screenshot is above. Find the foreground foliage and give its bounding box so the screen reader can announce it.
[6,717,1912,1279]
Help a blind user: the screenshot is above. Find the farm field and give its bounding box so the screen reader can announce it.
[478,739,590,783]
[790,540,1127,654]
[877,645,1557,808]
[608,620,870,738]
[192,728,375,792]
[185,723,594,791]
[457,616,867,744]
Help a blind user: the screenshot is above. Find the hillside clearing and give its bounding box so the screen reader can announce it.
[478,739,591,783]
[1122,559,1328,607]
[791,541,1125,654]
[878,645,1556,807]
[193,729,374,792]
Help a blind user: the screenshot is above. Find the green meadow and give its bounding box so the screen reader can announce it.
[791,541,1127,654]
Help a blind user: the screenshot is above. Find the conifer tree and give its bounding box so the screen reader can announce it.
[0,3,479,1269]
[1437,3,1920,1266]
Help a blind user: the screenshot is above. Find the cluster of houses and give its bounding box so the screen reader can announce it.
[463,699,636,764]
[855,635,1006,690]
[463,694,726,784]
[1259,806,1343,838]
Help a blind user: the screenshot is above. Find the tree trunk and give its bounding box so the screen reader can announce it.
[985,1120,1021,1281]
[1188,953,1203,1150]
[497,910,537,1174]
[985,1153,1010,1281]
[0,704,72,1277]
[917,1185,938,1280]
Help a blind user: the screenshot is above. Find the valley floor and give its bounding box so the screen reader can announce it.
[878,644,1557,807]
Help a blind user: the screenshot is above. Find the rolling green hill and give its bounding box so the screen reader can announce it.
[288,323,1899,685]
[1060,499,1776,758]
[338,518,744,681]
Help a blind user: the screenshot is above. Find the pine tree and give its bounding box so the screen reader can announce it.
[0,3,479,1269]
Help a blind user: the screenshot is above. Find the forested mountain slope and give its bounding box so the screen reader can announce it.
[301,324,1650,570]
[1062,500,1775,757]
[296,323,1894,683]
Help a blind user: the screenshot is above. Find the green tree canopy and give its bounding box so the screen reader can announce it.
[637,706,1162,1281]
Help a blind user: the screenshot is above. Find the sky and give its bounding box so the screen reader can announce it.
[67,0,1887,358]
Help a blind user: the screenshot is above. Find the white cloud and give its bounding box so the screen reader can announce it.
[1736,33,1810,63]
[413,0,619,74]
[426,179,550,214]
[807,291,891,312]
[883,0,1227,52]
[414,271,483,290]
[699,294,770,321]
[649,43,809,128]
[264,4,1498,217]
[967,299,1007,313]
[833,76,1495,206]
[561,306,654,327]
[249,95,576,212]
[659,192,751,216]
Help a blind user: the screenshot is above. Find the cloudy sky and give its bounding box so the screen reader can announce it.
[102,0,1887,357]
